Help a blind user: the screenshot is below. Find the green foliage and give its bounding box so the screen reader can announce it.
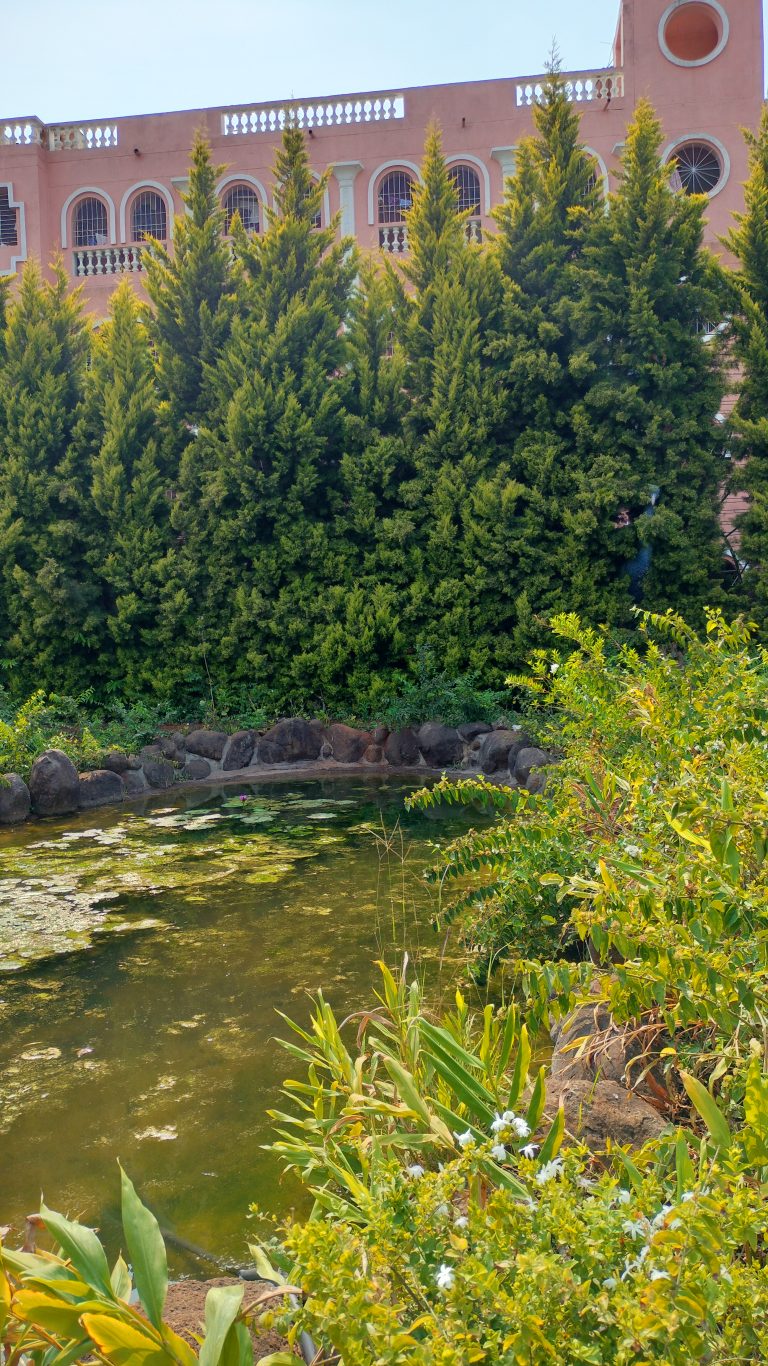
[378,648,510,728]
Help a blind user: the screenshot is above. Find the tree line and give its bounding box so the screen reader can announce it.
[0,73,766,715]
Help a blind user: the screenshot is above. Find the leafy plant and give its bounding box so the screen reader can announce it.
[380,648,511,730]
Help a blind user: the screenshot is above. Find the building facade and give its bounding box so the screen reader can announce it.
[0,0,764,313]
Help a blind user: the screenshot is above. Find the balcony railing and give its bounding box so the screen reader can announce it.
[516,70,624,107]
[2,120,44,146]
[49,123,119,150]
[222,93,405,136]
[73,246,143,277]
[379,225,408,255]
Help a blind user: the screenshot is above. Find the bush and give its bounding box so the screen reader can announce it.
[379,647,512,729]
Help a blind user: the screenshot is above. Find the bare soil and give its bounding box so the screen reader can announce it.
[163,1277,297,1359]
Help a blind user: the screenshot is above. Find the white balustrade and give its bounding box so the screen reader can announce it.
[516,71,624,107]
[73,246,143,277]
[466,219,482,244]
[2,120,44,146]
[379,225,408,255]
[48,123,119,151]
[223,93,405,136]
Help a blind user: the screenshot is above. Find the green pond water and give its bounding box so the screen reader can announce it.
[0,776,480,1271]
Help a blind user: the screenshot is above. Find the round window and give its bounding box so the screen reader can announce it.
[659,1,728,67]
[669,141,723,195]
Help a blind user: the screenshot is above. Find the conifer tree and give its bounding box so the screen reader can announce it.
[0,260,97,692]
[569,99,727,616]
[723,107,768,623]
[81,281,169,691]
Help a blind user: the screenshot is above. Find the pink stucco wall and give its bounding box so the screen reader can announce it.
[0,0,764,311]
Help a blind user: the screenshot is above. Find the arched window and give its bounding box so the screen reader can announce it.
[222,184,260,234]
[73,196,108,247]
[377,170,414,254]
[449,164,482,243]
[669,141,723,195]
[131,190,167,242]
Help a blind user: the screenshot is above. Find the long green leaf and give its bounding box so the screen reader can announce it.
[199,1284,245,1366]
[680,1072,731,1151]
[119,1165,168,1329]
[508,1025,531,1109]
[39,1205,113,1298]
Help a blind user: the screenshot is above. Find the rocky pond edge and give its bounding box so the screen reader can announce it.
[0,717,559,827]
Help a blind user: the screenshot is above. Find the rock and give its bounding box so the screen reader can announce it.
[328,723,371,763]
[477,728,528,774]
[140,746,176,789]
[417,723,464,768]
[551,1003,666,1101]
[363,744,383,764]
[182,757,211,781]
[0,773,30,824]
[29,750,80,817]
[78,769,125,809]
[103,750,139,774]
[514,746,551,785]
[185,729,228,761]
[257,718,322,763]
[222,730,256,771]
[545,1079,666,1151]
[320,742,333,759]
[458,722,492,741]
[123,769,148,795]
[525,770,549,795]
[160,732,186,760]
[372,725,389,745]
[384,728,421,766]
[308,718,326,734]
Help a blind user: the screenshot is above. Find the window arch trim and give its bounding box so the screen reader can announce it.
[445,154,491,215]
[661,133,730,199]
[0,181,26,275]
[367,160,422,226]
[119,181,174,243]
[583,146,610,201]
[216,173,269,232]
[60,186,116,249]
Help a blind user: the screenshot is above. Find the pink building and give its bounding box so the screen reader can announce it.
[0,0,763,312]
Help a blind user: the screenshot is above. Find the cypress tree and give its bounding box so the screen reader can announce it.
[569,99,727,617]
[0,260,97,693]
[723,107,768,623]
[81,280,168,692]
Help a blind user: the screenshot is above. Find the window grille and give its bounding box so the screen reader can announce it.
[670,142,722,195]
[377,170,414,224]
[222,184,260,234]
[0,188,17,246]
[449,165,481,216]
[73,196,108,247]
[131,190,166,241]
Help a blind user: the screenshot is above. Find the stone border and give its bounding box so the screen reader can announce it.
[0,719,559,826]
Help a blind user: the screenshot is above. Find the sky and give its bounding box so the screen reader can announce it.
[3,0,636,122]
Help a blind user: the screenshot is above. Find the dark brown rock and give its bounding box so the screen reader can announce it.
[103,750,139,774]
[363,744,383,764]
[372,725,389,745]
[477,728,528,774]
[140,747,176,789]
[551,1003,667,1101]
[29,750,80,817]
[78,769,125,809]
[0,773,30,824]
[182,757,211,781]
[222,730,256,770]
[257,718,322,763]
[514,746,551,784]
[123,769,148,795]
[160,731,186,760]
[384,728,421,766]
[545,1079,666,1151]
[185,728,228,760]
[328,723,371,763]
[458,722,492,741]
[417,723,463,767]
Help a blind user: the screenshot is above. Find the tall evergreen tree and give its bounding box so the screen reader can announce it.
[0,260,97,692]
[569,98,727,616]
[80,281,169,691]
[723,107,768,623]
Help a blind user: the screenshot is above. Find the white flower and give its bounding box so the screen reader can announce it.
[719,1264,733,1285]
[550,662,559,674]
[454,1215,469,1229]
[490,1112,508,1134]
[615,1189,632,1206]
[534,1158,564,1186]
[406,1164,425,1178]
[521,1143,538,1160]
[512,1116,531,1138]
[602,1276,618,1290]
[624,844,641,858]
[680,1191,695,1203]
[577,1175,598,1191]
[622,1219,648,1240]
[491,1144,507,1163]
[649,1269,671,1282]
[455,1129,474,1149]
[651,1204,673,1230]
[435,1264,455,1291]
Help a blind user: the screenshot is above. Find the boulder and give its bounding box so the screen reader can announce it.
[222,730,256,771]
[417,723,464,768]
[477,728,528,774]
[185,728,228,761]
[140,746,176,789]
[363,744,383,764]
[103,751,140,774]
[551,1003,667,1101]
[159,731,186,761]
[458,722,492,742]
[372,725,389,745]
[328,723,371,764]
[257,718,322,763]
[545,1079,666,1151]
[123,769,148,796]
[514,746,551,785]
[525,770,549,795]
[182,757,211,781]
[29,749,80,817]
[384,728,421,766]
[78,769,125,809]
[0,773,31,825]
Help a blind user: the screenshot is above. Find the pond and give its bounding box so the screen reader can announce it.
[0,775,481,1271]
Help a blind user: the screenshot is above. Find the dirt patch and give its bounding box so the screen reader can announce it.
[163,1277,297,1359]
